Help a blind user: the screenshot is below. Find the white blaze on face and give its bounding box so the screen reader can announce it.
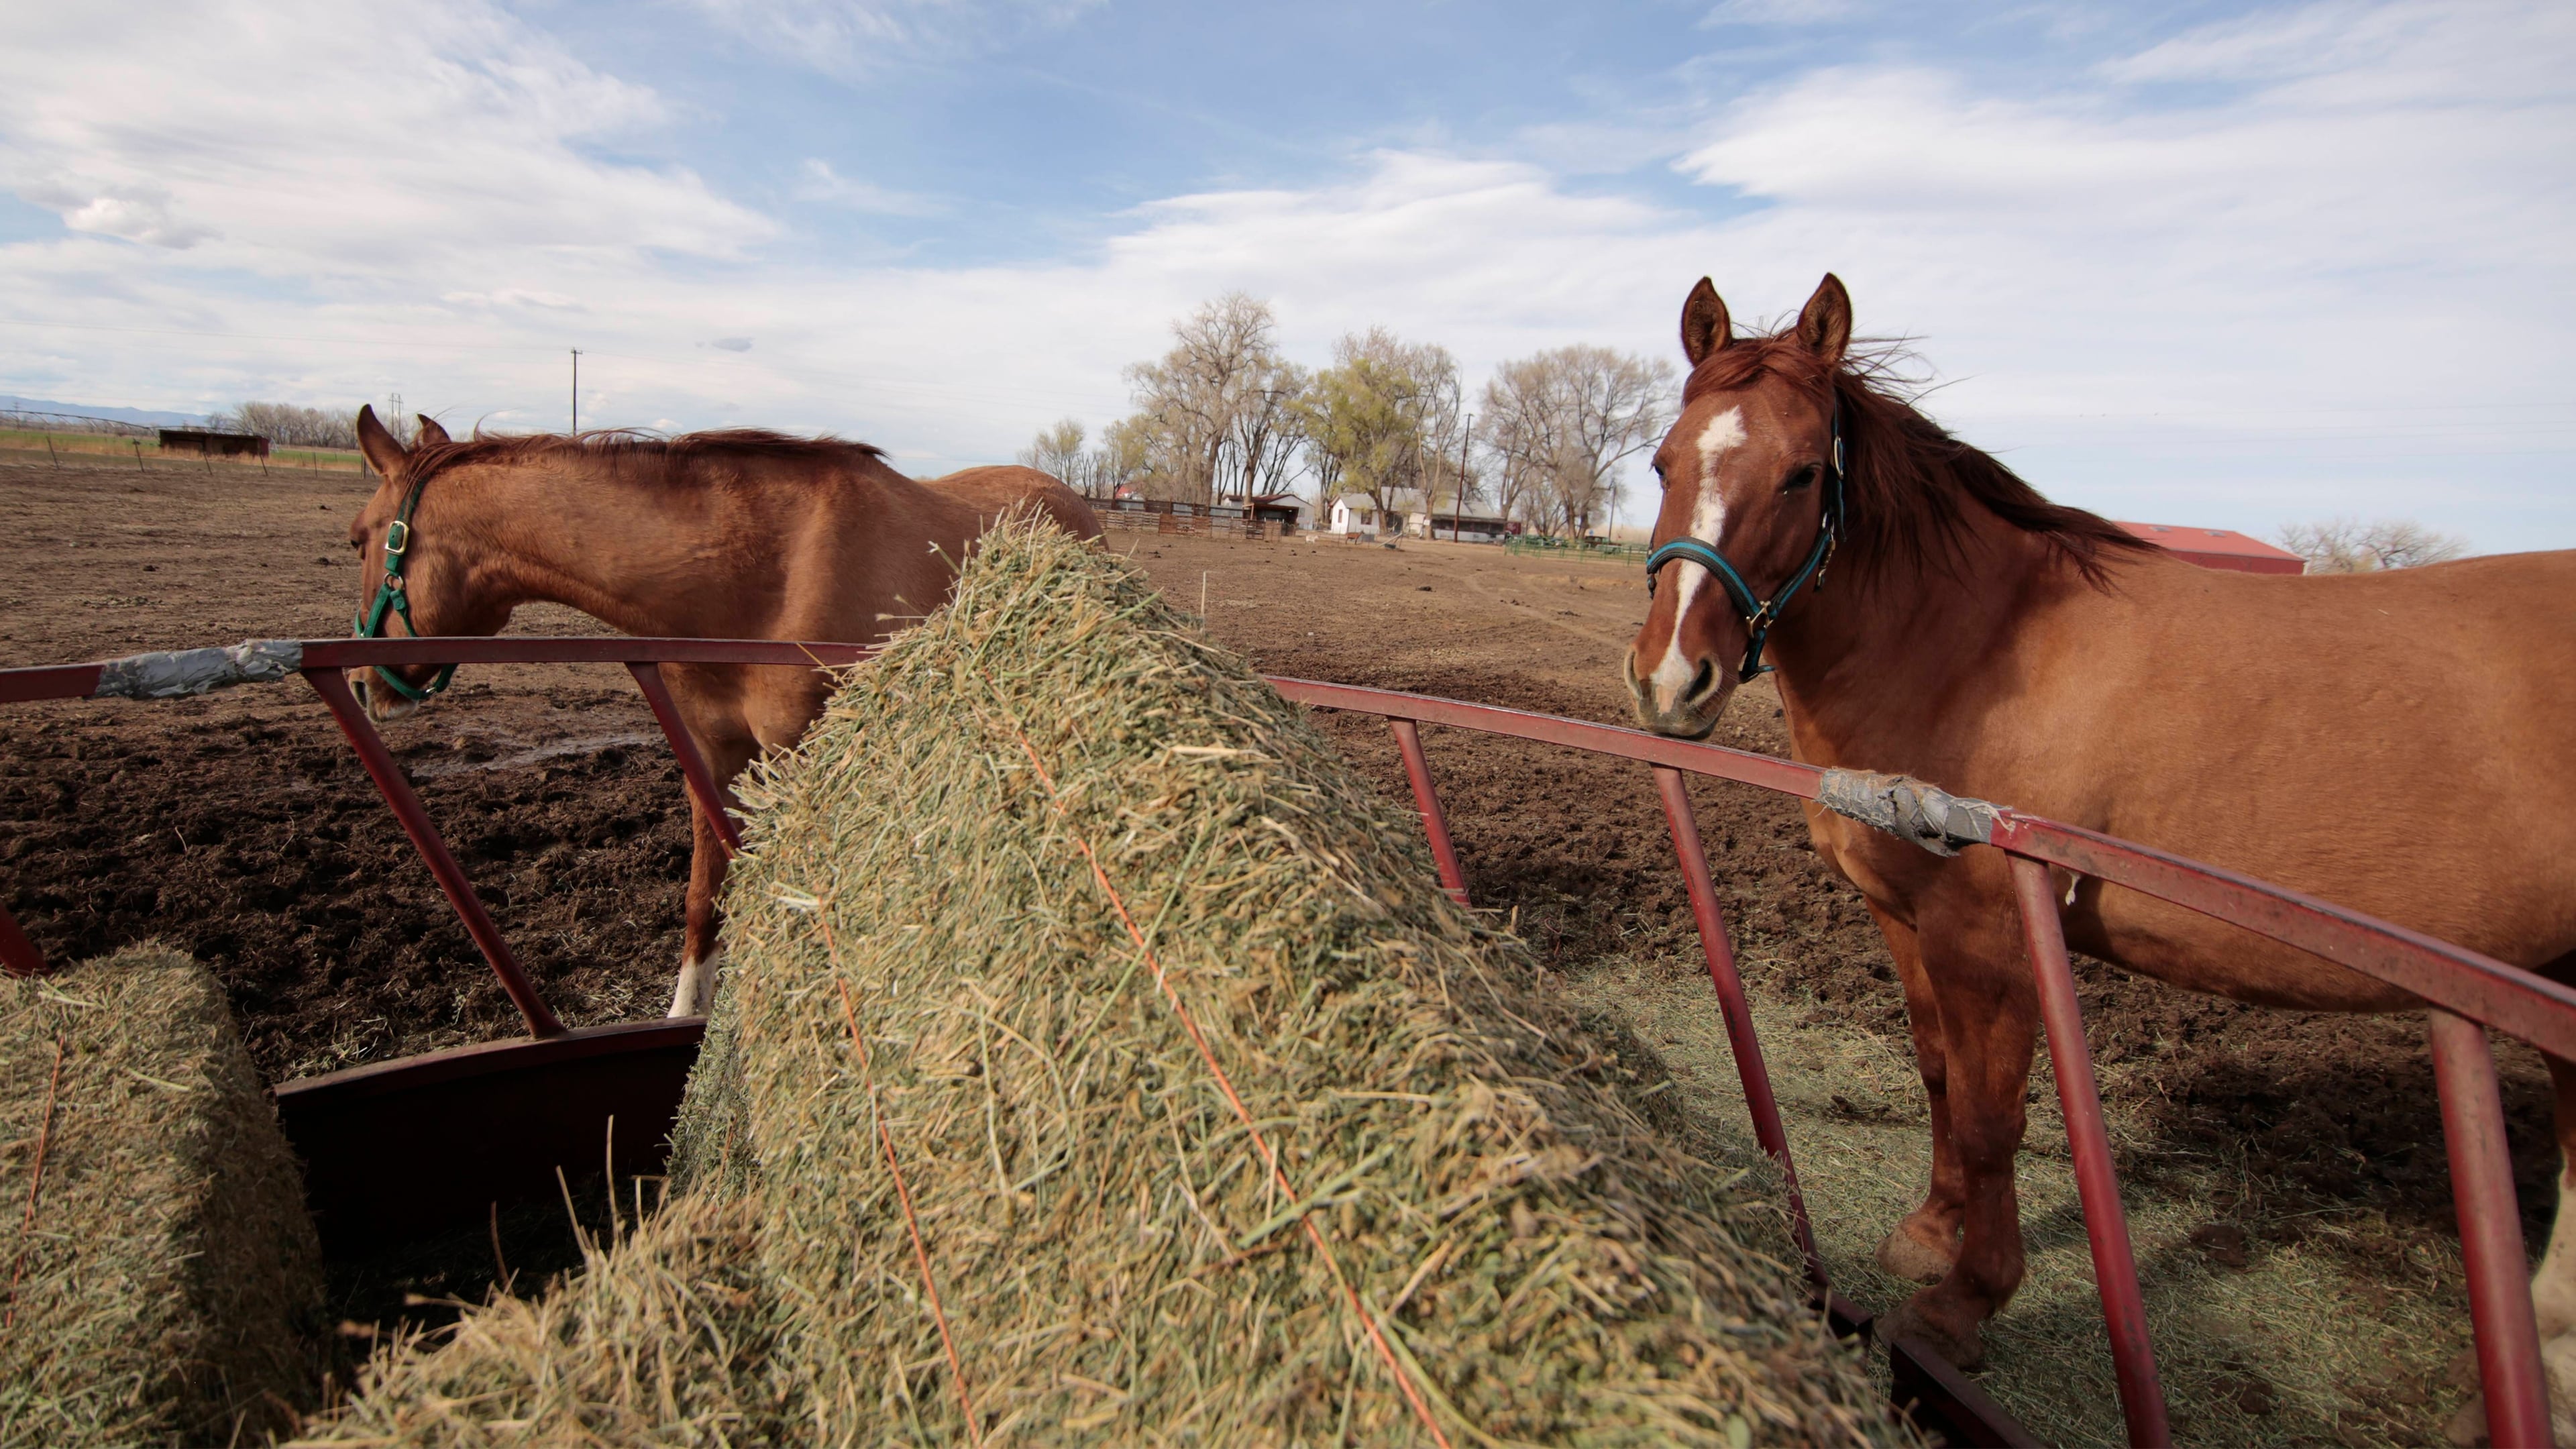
[1650,407,1748,704]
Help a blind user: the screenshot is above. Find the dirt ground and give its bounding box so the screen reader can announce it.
[0,450,2546,1445]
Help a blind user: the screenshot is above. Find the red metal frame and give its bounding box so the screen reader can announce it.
[305,667,566,1038]
[3,636,2568,1447]
[1389,718,1468,905]
[1656,765,1825,1292]
[2010,856,2167,1444]
[627,661,742,857]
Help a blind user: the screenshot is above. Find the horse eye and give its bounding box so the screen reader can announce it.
[1783,464,1819,493]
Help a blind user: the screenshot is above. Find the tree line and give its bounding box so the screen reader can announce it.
[1018,293,1676,537]
[209,401,364,449]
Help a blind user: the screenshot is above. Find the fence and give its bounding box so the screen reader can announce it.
[2,635,2567,1446]
[1504,533,1650,563]
[0,408,158,437]
[1091,497,1267,538]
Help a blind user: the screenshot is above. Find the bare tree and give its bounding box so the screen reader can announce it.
[1477,346,1676,537]
[1297,328,1459,526]
[1120,293,1298,506]
[211,401,362,449]
[1014,417,1093,491]
[2277,517,2470,573]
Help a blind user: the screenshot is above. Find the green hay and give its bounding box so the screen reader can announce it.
[292,1195,782,1446]
[0,945,323,1447]
[305,519,1894,1446]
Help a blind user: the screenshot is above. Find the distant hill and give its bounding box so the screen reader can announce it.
[0,394,213,428]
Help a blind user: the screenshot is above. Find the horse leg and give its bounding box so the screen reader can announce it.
[1870,902,1968,1284]
[1878,943,2039,1371]
[667,800,730,1018]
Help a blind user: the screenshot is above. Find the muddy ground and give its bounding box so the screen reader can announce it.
[0,451,2543,1444]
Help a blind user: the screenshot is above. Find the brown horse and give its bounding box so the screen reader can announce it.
[1623,275,2576,1428]
[347,407,1099,1016]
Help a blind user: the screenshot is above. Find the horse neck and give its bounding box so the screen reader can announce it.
[1764,468,2061,770]
[435,455,812,637]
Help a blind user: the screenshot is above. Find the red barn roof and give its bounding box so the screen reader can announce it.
[2115,521,2306,576]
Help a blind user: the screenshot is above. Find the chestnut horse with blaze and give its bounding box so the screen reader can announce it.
[1625,276,2576,1432]
[345,407,1099,1017]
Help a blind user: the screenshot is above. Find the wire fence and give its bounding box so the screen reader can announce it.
[0,408,157,437]
[1503,533,1650,564]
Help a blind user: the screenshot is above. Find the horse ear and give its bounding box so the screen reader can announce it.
[414,415,451,446]
[1795,272,1851,366]
[1680,278,1731,366]
[356,405,409,478]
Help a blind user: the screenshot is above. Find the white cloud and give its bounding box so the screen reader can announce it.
[682,0,1100,74]
[1701,0,1861,27]
[792,158,943,215]
[23,180,216,249]
[0,0,771,282]
[0,0,2567,552]
[442,289,588,311]
[1668,0,2576,539]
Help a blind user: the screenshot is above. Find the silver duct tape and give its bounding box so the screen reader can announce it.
[92,639,305,700]
[1815,767,2002,858]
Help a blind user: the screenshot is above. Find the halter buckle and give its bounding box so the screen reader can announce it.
[383,519,410,556]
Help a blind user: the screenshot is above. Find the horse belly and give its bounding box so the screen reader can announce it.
[2073,884,2433,1014]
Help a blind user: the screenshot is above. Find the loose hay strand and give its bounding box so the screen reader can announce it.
[1,1034,62,1330]
[1010,724,1456,1449]
[833,958,984,1448]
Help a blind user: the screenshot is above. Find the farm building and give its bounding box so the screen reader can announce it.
[158,427,270,460]
[1327,494,1402,537]
[1407,508,1516,543]
[1249,492,1306,533]
[2117,521,2306,574]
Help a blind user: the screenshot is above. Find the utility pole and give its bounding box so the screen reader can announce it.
[1452,413,1471,543]
[570,349,581,433]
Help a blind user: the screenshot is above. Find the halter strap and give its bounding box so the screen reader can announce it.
[1644,402,1846,684]
[351,466,455,702]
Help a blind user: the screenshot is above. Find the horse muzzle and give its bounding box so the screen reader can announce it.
[1622,645,1730,740]
[350,669,422,723]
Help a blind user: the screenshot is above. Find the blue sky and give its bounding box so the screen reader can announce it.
[1,0,2570,547]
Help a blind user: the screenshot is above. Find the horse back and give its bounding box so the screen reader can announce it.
[1992,547,2576,981]
[924,466,1102,541]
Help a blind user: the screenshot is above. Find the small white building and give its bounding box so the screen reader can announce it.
[1407,508,1514,544]
[1328,496,1403,538]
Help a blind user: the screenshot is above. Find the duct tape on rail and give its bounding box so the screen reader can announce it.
[93,639,303,700]
[1817,769,2003,857]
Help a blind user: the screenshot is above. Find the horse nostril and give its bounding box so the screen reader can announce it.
[1686,659,1717,704]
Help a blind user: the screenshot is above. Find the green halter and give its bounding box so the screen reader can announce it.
[351,468,455,703]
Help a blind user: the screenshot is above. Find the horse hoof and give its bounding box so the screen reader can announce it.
[1875,1225,1955,1285]
[1879,1295,1986,1373]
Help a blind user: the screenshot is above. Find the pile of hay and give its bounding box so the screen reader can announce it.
[305,519,1893,1446]
[0,945,322,1447]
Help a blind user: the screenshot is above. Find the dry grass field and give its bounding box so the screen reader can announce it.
[0,449,2546,1445]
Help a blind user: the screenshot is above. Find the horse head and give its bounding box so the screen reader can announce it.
[347,405,499,721]
[1625,272,1851,739]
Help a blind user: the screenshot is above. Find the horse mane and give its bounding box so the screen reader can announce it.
[1682,334,2152,588]
[407,427,888,484]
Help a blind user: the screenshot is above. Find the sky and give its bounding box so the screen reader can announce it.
[0,0,2569,547]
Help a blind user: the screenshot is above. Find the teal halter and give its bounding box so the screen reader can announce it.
[352,468,455,703]
[1644,404,1847,685]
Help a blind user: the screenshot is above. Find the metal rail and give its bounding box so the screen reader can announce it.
[3,637,2567,1446]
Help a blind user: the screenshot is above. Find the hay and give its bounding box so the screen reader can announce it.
[292,1193,784,1446]
[0,944,323,1446]
[304,518,1894,1446]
